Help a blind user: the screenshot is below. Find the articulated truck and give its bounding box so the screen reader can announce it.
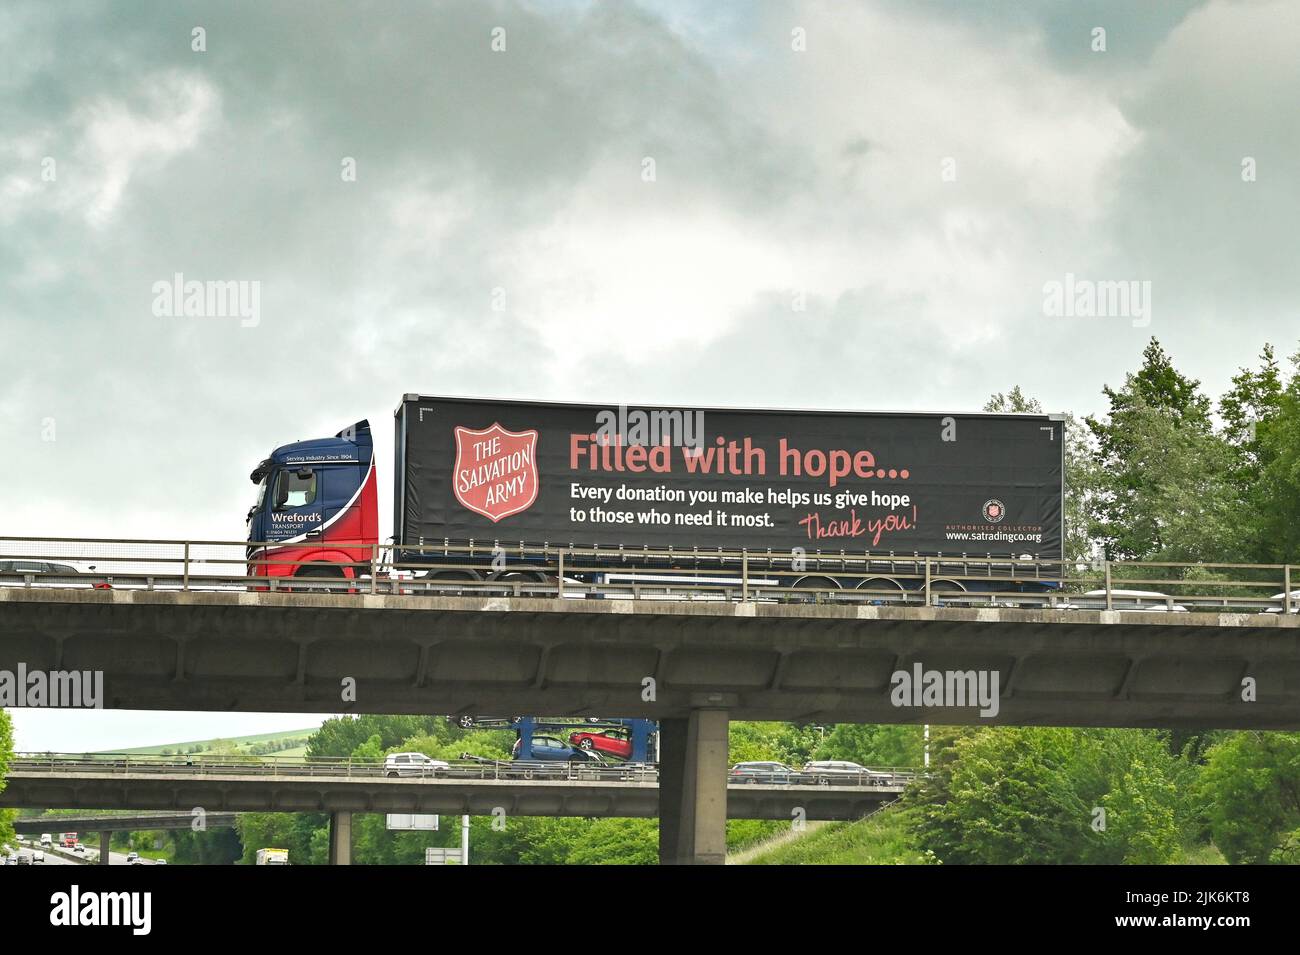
[246,396,1064,598]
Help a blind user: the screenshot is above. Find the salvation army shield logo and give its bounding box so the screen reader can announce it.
[982,499,1006,523]
[453,423,540,522]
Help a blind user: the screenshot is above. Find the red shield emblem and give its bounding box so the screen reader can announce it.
[453,423,540,522]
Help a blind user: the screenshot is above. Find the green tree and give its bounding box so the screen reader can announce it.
[1219,344,1285,496]
[910,727,1186,864]
[565,819,657,865]
[1200,732,1300,864]
[814,723,924,767]
[1251,347,1300,562]
[0,710,15,846]
[1084,341,1240,563]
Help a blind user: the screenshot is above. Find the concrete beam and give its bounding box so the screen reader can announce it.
[98,832,110,865]
[329,811,352,866]
[660,709,729,865]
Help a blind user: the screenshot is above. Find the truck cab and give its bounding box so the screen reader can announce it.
[247,421,378,584]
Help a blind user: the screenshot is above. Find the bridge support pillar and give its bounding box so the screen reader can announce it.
[98,832,111,865]
[658,708,729,865]
[328,811,352,866]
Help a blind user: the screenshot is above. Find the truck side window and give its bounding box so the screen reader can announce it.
[275,469,317,508]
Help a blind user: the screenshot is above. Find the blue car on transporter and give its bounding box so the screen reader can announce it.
[512,735,605,762]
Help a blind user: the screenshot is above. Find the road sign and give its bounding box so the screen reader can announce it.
[387,813,438,831]
[425,847,464,865]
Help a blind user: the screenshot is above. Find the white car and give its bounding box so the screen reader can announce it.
[72,843,87,855]
[1072,589,1188,612]
[1262,590,1300,614]
[383,752,450,778]
[32,850,45,864]
[125,851,140,864]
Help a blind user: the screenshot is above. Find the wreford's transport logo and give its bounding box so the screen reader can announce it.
[453,423,539,522]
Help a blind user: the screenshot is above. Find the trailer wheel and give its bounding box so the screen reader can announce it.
[790,576,841,603]
[425,570,481,596]
[927,579,966,606]
[487,569,546,597]
[857,577,906,605]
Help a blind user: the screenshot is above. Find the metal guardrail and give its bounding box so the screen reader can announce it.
[10,753,918,789]
[0,535,1295,614]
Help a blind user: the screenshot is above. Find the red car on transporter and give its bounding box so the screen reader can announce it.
[568,728,633,760]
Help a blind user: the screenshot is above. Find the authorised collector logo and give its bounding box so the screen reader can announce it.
[453,423,539,522]
[982,499,1005,523]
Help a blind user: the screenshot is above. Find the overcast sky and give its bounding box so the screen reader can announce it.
[4,0,1297,750]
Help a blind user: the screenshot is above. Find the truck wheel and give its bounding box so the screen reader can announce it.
[295,566,348,594]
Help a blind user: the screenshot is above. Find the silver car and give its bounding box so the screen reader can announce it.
[802,760,893,786]
[383,752,451,778]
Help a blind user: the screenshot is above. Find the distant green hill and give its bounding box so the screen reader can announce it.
[101,727,319,757]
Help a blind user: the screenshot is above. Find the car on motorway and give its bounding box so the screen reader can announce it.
[125,851,140,864]
[801,760,894,785]
[456,715,525,729]
[32,849,45,864]
[568,728,633,760]
[15,850,33,866]
[1069,589,1189,612]
[1262,590,1300,614]
[39,833,52,848]
[72,843,87,855]
[729,761,809,785]
[512,735,607,762]
[383,752,451,778]
[0,560,111,589]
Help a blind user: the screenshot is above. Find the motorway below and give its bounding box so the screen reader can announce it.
[1,757,906,821]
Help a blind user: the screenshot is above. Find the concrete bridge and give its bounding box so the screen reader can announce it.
[0,758,904,864]
[3,586,1298,863]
